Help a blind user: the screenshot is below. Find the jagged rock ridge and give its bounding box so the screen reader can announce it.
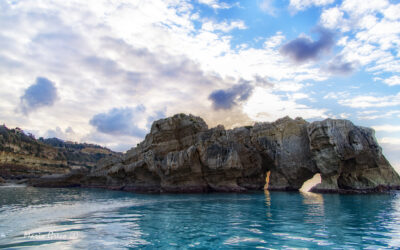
[33,113,400,193]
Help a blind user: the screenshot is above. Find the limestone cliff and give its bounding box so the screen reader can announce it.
[31,114,400,193]
[0,125,118,181]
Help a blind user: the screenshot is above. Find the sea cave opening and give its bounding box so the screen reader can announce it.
[299,173,321,192]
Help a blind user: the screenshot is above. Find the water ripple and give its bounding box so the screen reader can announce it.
[1,188,400,248]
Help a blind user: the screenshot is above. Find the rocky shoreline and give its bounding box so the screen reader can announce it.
[28,114,400,193]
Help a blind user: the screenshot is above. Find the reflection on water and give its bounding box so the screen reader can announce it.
[301,191,324,206]
[264,190,272,218]
[264,190,271,206]
[1,187,400,249]
[301,191,325,225]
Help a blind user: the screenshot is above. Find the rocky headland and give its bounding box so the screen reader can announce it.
[29,114,400,193]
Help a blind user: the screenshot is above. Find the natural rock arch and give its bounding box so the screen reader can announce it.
[32,114,400,193]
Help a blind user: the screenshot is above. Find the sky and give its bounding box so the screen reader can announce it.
[1,0,400,171]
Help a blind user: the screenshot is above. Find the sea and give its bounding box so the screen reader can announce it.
[0,186,399,249]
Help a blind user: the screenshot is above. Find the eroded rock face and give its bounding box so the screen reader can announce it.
[33,114,400,193]
[308,119,400,192]
[250,117,317,190]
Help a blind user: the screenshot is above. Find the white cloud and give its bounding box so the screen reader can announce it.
[201,20,247,32]
[6,0,399,153]
[339,93,400,108]
[323,91,350,100]
[380,141,400,174]
[320,7,345,29]
[289,0,334,12]
[383,4,400,21]
[44,126,77,141]
[243,87,327,122]
[320,0,400,76]
[383,75,400,86]
[273,81,304,92]
[259,0,278,16]
[263,32,285,48]
[289,92,309,100]
[357,110,400,120]
[0,0,335,151]
[339,113,350,119]
[380,137,400,145]
[341,0,389,17]
[373,125,400,132]
[358,110,378,115]
[198,0,234,9]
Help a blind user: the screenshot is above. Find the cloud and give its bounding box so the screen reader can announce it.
[383,75,400,86]
[373,125,400,132]
[209,82,254,110]
[380,141,400,174]
[201,20,247,32]
[341,0,389,17]
[289,0,335,12]
[320,7,345,29]
[339,93,400,108]
[324,56,359,75]
[263,32,285,48]
[20,77,58,114]
[272,81,304,92]
[378,134,400,174]
[197,0,235,9]
[89,107,147,137]
[0,0,348,151]
[259,0,278,16]
[380,137,400,145]
[319,1,400,78]
[323,91,350,100]
[243,87,328,122]
[357,110,400,120]
[280,28,335,63]
[44,126,76,141]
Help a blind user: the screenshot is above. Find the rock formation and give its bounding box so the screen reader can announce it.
[31,113,400,193]
[308,119,400,192]
[0,125,118,182]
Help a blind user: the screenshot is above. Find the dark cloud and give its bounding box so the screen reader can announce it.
[280,28,335,63]
[209,82,254,110]
[20,77,58,113]
[89,106,146,137]
[325,56,358,75]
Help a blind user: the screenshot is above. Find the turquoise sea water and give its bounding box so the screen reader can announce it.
[0,186,400,249]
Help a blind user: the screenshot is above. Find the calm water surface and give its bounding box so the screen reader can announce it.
[0,186,400,249]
